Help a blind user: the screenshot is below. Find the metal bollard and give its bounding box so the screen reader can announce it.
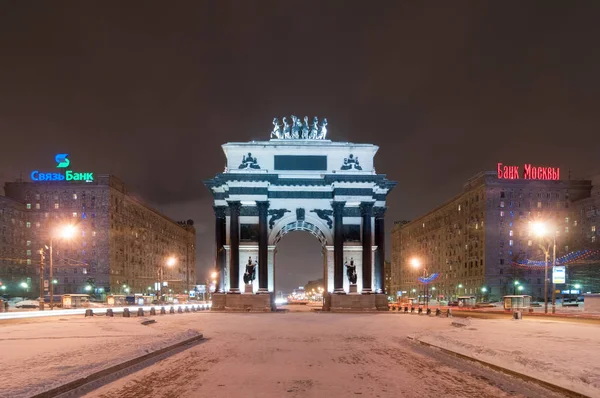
[410,307,414,313]
[137,308,144,316]
[191,305,197,312]
[160,307,166,315]
[177,306,183,314]
[106,308,114,317]
[435,308,441,316]
[446,309,452,317]
[169,306,175,314]
[85,309,93,317]
[404,306,408,313]
[426,308,431,315]
[150,307,156,315]
[418,307,422,314]
[185,306,190,313]
[123,308,131,317]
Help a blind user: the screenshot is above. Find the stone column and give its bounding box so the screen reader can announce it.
[332,201,346,293]
[228,200,241,293]
[256,201,270,293]
[360,202,374,293]
[213,205,227,293]
[374,207,386,294]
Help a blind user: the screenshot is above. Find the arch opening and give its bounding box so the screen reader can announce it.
[272,220,328,247]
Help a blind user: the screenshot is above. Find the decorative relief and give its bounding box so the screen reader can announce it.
[296,208,305,221]
[311,209,334,229]
[340,154,362,171]
[268,209,290,229]
[238,153,260,169]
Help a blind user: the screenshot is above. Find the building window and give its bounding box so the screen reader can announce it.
[92,231,96,237]
[500,191,505,198]
[27,259,31,265]
[72,212,77,218]
[26,240,31,246]
[500,201,505,208]
[26,250,31,256]
[593,236,597,243]
[73,193,78,200]
[35,194,40,200]
[500,259,504,265]
[574,220,578,226]
[26,203,31,209]
[26,222,31,228]
[54,203,59,209]
[565,217,569,224]
[592,226,596,233]
[509,240,513,246]
[509,230,513,236]
[528,240,532,246]
[458,205,461,211]
[565,227,569,233]
[35,203,40,209]
[537,201,542,208]
[500,211,504,217]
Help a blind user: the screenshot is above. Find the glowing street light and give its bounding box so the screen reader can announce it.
[20,282,28,289]
[158,256,177,300]
[84,285,92,292]
[531,221,557,314]
[42,224,78,310]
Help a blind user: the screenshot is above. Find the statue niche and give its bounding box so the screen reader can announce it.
[345,258,357,284]
[243,257,257,285]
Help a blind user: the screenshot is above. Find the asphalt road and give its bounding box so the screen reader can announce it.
[77,312,568,398]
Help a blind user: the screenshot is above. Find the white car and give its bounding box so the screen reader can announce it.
[15,300,40,308]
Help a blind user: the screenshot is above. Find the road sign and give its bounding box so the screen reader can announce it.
[196,284,206,293]
[552,266,566,284]
[44,280,49,288]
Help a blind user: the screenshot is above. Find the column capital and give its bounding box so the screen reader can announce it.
[374,206,387,219]
[213,205,227,218]
[359,201,374,216]
[227,200,241,216]
[331,201,346,214]
[256,200,270,214]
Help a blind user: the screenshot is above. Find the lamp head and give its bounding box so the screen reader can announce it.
[167,257,176,267]
[410,258,420,269]
[532,222,547,237]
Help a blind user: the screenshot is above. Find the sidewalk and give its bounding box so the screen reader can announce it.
[411,317,600,397]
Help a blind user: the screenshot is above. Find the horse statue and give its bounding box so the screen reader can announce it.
[302,116,310,139]
[271,117,282,139]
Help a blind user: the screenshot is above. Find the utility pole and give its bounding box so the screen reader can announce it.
[49,239,54,310]
[39,249,45,310]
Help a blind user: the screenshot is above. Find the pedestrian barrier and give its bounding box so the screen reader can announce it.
[85,309,93,317]
[435,308,441,316]
[161,307,166,315]
[404,306,408,313]
[137,308,144,316]
[106,309,114,317]
[513,310,522,320]
[446,309,452,317]
[191,306,197,312]
[177,306,183,314]
[418,307,422,314]
[150,307,156,315]
[123,308,131,317]
[426,308,431,315]
[184,306,190,313]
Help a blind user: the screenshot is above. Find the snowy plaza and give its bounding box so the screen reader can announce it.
[1,311,599,398]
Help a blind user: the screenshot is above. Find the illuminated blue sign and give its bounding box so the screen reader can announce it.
[31,154,94,183]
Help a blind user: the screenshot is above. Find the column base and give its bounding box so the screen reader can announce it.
[257,288,269,294]
[329,293,388,312]
[333,288,346,294]
[362,288,373,294]
[228,288,241,294]
[210,292,274,312]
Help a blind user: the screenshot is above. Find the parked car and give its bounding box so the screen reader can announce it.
[15,300,40,308]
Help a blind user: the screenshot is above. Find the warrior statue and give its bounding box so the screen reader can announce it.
[310,116,319,139]
[291,115,301,139]
[282,117,291,139]
[302,116,310,139]
[271,117,282,139]
[345,258,357,284]
[243,256,257,284]
[318,118,328,139]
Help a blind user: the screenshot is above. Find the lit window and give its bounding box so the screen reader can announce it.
[509,230,513,236]
[537,201,542,208]
[73,193,78,200]
[35,203,40,209]
[26,240,31,246]
[54,203,59,209]
[26,222,31,228]
[500,201,505,208]
[528,240,532,246]
[458,205,461,211]
[574,220,578,226]
[422,223,425,228]
[27,259,31,265]
[92,231,96,237]
[26,250,31,256]
[593,236,597,243]
[35,222,40,228]
[565,227,569,233]
[72,212,77,218]
[592,226,596,232]
[565,217,569,224]
[35,194,40,200]
[500,211,504,217]
[26,203,31,209]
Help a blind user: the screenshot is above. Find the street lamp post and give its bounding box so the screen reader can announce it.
[411,258,430,311]
[532,222,557,314]
[513,280,520,295]
[43,225,77,310]
[158,256,176,302]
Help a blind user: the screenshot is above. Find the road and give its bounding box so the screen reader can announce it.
[79,312,567,398]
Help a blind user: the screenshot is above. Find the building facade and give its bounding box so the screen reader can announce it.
[2,174,196,297]
[0,196,30,295]
[391,170,594,302]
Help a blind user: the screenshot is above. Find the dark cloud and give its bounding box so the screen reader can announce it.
[1,2,599,290]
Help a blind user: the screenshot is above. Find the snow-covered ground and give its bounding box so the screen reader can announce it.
[1,312,599,398]
[0,315,202,398]
[414,317,600,397]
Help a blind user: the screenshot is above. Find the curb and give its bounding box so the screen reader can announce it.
[30,333,204,398]
[407,336,590,398]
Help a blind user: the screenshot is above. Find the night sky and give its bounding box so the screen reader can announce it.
[1,2,599,293]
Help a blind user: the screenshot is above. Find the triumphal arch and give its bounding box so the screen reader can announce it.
[205,116,396,311]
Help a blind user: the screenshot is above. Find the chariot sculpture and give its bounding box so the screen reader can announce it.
[271,116,328,140]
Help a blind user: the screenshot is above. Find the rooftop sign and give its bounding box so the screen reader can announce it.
[31,154,94,182]
[497,163,560,181]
